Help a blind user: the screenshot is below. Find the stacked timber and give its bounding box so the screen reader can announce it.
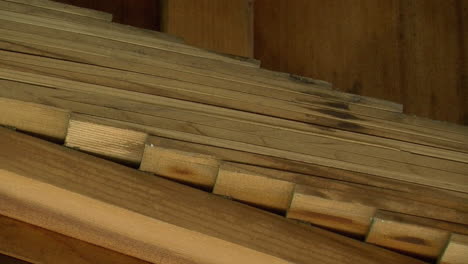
[0,0,467,263]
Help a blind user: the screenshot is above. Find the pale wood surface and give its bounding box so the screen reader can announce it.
[0,127,425,264]
[0,214,152,264]
[439,234,468,264]
[1,80,466,194]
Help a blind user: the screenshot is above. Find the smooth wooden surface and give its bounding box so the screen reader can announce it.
[366,211,455,259]
[0,214,152,264]
[439,234,468,264]
[161,0,254,58]
[0,127,425,264]
[254,0,468,125]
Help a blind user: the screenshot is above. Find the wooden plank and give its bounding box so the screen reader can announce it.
[0,0,251,66]
[0,214,152,264]
[6,0,113,20]
[288,185,377,237]
[2,51,467,158]
[0,97,69,141]
[213,163,295,212]
[0,20,404,113]
[0,254,30,264]
[65,116,147,165]
[1,81,467,194]
[0,127,425,264]
[439,234,468,264]
[140,145,220,190]
[365,211,468,259]
[161,0,254,58]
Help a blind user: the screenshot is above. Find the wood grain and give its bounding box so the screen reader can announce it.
[161,0,254,58]
[0,214,152,264]
[0,127,425,264]
[254,0,468,124]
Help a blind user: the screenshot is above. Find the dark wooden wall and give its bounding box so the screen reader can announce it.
[254,0,468,124]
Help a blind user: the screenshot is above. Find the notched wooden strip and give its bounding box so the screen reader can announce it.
[0,97,69,141]
[287,185,377,237]
[140,143,220,190]
[439,233,468,264]
[65,115,147,165]
[213,163,295,212]
[366,211,452,259]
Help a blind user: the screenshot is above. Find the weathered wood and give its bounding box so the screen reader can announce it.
[366,211,468,259]
[0,214,152,264]
[0,97,69,141]
[6,0,113,21]
[1,50,466,158]
[0,127,425,264]
[1,80,467,194]
[0,19,404,112]
[439,234,468,264]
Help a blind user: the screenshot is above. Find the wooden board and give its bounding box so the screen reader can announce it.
[0,97,69,141]
[1,51,467,158]
[0,19,403,112]
[6,0,113,21]
[0,214,152,264]
[439,234,468,264]
[0,127,425,264]
[1,81,467,194]
[161,0,254,58]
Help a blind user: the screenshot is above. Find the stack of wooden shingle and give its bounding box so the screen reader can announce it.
[0,1,467,263]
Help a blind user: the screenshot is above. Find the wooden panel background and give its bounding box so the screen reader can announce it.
[254,0,468,124]
[160,0,254,57]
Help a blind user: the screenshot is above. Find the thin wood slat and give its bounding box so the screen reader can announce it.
[1,80,466,194]
[366,211,468,260]
[0,214,152,264]
[6,0,113,21]
[439,234,468,264]
[0,127,425,264]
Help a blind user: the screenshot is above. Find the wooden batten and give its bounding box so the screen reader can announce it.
[0,97,69,141]
[6,0,113,21]
[140,143,220,190]
[366,211,468,260]
[287,184,377,237]
[439,234,468,264]
[65,114,147,166]
[213,163,295,212]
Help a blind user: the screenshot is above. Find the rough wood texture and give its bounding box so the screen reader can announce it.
[161,0,254,58]
[0,127,425,264]
[254,0,468,125]
[0,214,152,264]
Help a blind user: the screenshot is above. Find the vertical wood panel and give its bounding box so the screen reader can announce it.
[162,0,254,57]
[254,0,467,124]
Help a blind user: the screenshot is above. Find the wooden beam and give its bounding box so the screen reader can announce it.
[0,214,152,264]
[0,127,424,264]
